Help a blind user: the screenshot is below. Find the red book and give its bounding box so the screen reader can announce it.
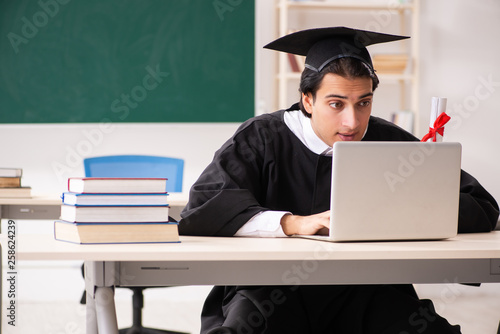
[68,177,167,194]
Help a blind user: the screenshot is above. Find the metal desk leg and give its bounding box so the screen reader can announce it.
[85,261,119,334]
[85,285,98,334]
[95,287,119,334]
[85,261,98,334]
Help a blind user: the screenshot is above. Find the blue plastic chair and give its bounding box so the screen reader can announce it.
[81,154,187,334]
[83,155,184,193]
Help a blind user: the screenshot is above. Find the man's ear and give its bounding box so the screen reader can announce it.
[302,93,314,115]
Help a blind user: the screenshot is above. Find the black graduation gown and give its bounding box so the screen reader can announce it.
[179,106,499,333]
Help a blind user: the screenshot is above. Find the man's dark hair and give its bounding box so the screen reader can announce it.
[298,57,379,117]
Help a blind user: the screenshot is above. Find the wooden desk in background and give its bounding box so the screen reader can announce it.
[9,232,500,334]
[0,195,61,221]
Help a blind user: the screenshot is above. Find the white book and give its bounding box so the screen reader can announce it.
[60,204,170,223]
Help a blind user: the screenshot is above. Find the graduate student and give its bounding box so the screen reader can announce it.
[179,27,499,334]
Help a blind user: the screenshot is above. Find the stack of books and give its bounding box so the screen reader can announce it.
[0,167,31,198]
[54,177,179,244]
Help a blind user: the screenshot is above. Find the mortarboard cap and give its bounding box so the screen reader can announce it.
[264,26,409,73]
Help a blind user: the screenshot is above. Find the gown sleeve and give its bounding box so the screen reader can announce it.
[457,170,499,232]
[179,118,271,236]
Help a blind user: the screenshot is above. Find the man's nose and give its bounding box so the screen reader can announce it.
[341,107,359,129]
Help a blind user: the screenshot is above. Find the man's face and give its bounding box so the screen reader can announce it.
[302,73,373,146]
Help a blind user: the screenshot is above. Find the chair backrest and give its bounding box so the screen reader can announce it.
[83,155,184,193]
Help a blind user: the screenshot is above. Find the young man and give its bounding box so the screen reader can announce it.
[179,27,499,333]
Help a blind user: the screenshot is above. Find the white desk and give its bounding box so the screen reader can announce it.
[10,232,500,333]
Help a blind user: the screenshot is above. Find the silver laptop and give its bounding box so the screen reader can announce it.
[299,142,461,242]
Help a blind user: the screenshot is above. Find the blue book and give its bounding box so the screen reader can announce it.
[61,192,169,206]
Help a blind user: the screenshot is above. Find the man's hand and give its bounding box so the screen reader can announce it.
[280,211,330,236]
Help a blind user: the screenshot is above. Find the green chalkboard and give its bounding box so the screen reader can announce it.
[0,0,255,123]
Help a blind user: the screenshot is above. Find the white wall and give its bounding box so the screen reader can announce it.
[418,0,500,203]
[0,123,239,196]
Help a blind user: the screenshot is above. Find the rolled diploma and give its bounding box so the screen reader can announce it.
[429,97,447,142]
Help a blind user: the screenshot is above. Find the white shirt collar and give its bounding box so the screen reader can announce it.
[283,109,369,156]
[284,109,331,155]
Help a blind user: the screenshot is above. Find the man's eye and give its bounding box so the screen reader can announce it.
[330,102,343,109]
[359,100,371,107]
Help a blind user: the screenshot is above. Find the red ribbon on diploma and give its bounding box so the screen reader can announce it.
[421,112,451,142]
